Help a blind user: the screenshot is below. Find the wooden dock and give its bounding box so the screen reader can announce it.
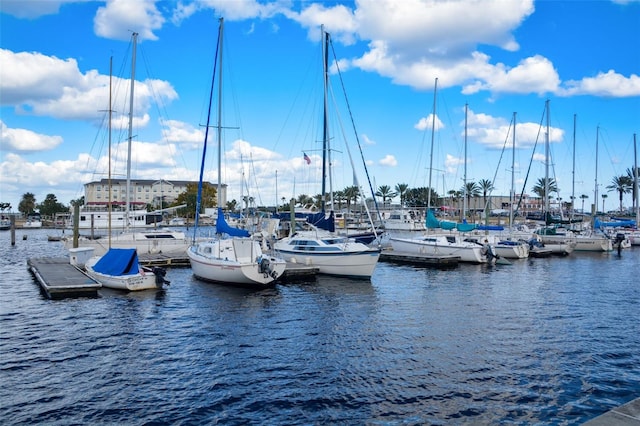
[27,257,101,299]
[379,250,460,267]
[280,262,320,281]
[583,396,640,425]
[138,253,190,267]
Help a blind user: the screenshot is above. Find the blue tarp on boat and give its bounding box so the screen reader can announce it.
[594,218,636,229]
[92,248,140,276]
[216,207,250,237]
[274,210,335,232]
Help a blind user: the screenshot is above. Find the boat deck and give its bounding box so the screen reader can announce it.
[27,257,101,299]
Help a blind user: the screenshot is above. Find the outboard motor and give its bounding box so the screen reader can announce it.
[153,267,170,288]
[614,233,625,255]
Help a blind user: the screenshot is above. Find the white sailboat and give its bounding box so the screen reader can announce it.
[389,82,491,263]
[84,51,169,291]
[187,18,286,287]
[66,34,191,257]
[273,27,380,278]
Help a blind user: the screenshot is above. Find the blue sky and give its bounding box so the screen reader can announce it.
[1,0,639,213]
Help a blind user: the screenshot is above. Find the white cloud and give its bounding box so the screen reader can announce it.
[0,49,177,124]
[0,0,83,19]
[94,0,165,42]
[559,70,640,97]
[0,120,63,153]
[414,114,445,131]
[360,134,375,145]
[379,154,397,167]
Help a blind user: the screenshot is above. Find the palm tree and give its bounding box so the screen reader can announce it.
[606,175,633,213]
[532,177,558,210]
[375,185,396,208]
[626,166,639,210]
[343,185,360,212]
[395,183,409,207]
[447,189,460,214]
[461,181,480,216]
[477,179,494,216]
[580,194,589,213]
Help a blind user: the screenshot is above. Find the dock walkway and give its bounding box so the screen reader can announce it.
[583,397,640,425]
[27,257,101,299]
[380,250,460,267]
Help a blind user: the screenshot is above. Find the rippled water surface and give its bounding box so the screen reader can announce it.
[1,229,639,425]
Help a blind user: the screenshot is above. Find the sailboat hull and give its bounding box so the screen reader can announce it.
[389,235,488,263]
[188,238,286,287]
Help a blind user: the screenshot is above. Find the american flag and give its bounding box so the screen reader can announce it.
[303,152,311,165]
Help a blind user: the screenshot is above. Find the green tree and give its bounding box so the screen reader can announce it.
[606,175,633,213]
[461,181,480,214]
[174,183,216,218]
[394,183,409,207]
[404,187,436,207]
[18,192,37,215]
[343,186,360,212]
[296,193,313,208]
[375,185,396,207]
[532,177,558,208]
[627,167,640,209]
[477,179,494,213]
[37,193,69,217]
[579,194,589,213]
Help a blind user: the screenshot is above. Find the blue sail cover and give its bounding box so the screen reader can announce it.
[92,248,140,276]
[215,207,250,237]
[274,210,335,232]
[594,218,636,229]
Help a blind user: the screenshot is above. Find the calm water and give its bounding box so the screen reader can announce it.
[1,229,639,425]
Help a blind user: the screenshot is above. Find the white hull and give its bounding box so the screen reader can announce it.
[389,235,488,263]
[462,234,529,259]
[188,238,286,286]
[539,234,611,252]
[276,248,380,278]
[274,230,380,278]
[65,229,190,256]
[85,256,160,291]
[22,220,42,229]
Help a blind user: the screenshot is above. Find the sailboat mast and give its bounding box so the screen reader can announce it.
[510,112,516,228]
[217,19,224,209]
[594,125,599,214]
[126,32,138,229]
[571,114,576,219]
[321,26,329,212]
[108,56,113,245]
[463,103,468,220]
[634,133,638,225]
[427,77,438,213]
[544,99,550,214]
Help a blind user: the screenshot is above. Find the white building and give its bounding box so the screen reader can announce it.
[83,179,226,208]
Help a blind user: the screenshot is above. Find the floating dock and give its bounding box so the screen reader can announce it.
[280,262,320,281]
[138,253,190,267]
[583,396,640,425]
[379,250,460,267]
[27,257,101,299]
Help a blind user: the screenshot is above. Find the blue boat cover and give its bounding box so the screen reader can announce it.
[215,207,250,237]
[92,248,140,276]
[594,218,636,229]
[274,210,335,232]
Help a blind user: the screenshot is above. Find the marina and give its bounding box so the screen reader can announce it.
[2,228,639,424]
